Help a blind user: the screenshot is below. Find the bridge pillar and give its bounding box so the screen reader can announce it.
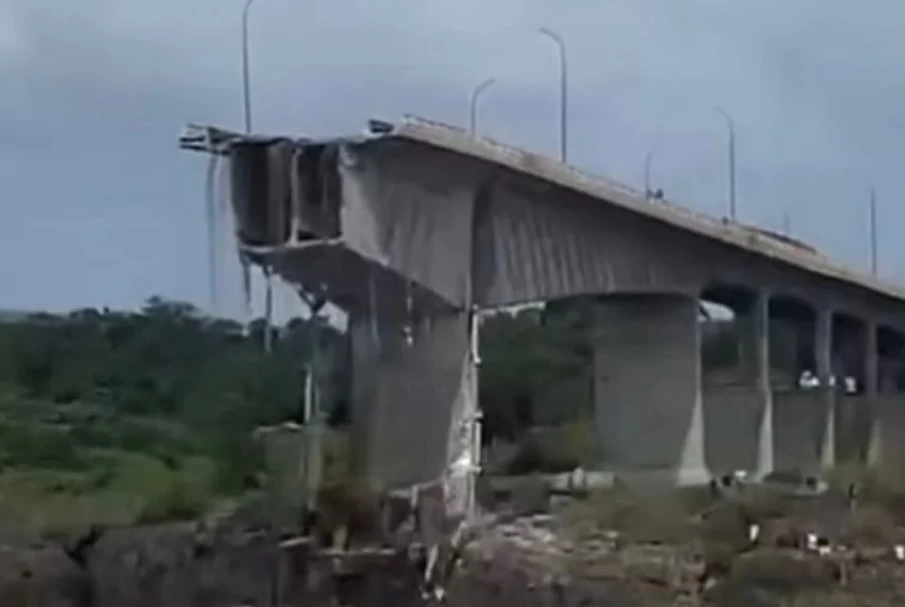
[866,324,905,468]
[865,323,879,399]
[592,293,707,487]
[701,289,773,480]
[348,304,475,516]
[752,291,775,479]
[816,307,836,472]
[861,322,879,467]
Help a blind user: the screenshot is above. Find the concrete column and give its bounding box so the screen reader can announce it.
[348,306,471,493]
[815,308,835,471]
[734,310,757,385]
[865,323,884,467]
[593,293,707,487]
[701,298,767,477]
[767,318,799,388]
[865,323,879,397]
[753,291,774,478]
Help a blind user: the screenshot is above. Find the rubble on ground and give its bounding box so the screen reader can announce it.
[446,484,905,607]
[8,482,905,605]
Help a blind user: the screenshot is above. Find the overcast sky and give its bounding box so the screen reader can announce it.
[2,0,903,319]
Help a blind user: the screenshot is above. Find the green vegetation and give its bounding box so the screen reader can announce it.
[0,296,344,532]
[478,306,596,473]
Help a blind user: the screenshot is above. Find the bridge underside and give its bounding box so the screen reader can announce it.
[186,122,905,492]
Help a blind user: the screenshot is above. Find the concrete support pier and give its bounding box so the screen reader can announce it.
[348,304,475,505]
[753,292,774,478]
[868,396,905,469]
[700,289,772,480]
[868,325,905,468]
[593,293,708,487]
[770,306,834,477]
[816,308,835,472]
[860,322,878,465]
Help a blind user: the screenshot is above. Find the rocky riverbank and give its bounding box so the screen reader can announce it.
[0,522,281,607]
[9,483,905,606]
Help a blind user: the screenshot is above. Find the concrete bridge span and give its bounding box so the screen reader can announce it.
[180,117,905,492]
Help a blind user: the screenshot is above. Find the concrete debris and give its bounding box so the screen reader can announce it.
[441,503,905,606]
[11,486,905,606]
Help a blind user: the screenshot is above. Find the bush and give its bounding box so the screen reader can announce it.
[0,422,84,470]
[0,470,145,533]
[133,455,218,523]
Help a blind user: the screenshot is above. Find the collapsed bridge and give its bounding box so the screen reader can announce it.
[180,115,905,502]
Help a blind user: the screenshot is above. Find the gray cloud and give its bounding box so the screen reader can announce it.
[2,0,904,315]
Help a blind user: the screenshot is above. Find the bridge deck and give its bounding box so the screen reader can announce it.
[179,117,905,307]
[389,116,905,304]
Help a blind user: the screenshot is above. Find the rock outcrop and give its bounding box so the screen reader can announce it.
[5,497,905,606]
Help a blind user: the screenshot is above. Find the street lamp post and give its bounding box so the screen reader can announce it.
[869,186,878,276]
[538,27,568,164]
[241,0,257,134]
[643,151,654,199]
[469,77,496,134]
[715,106,737,221]
[241,0,274,353]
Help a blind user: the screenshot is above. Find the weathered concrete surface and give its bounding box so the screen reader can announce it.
[703,386,762,476]
[593,294,707,486]
[771,390,827,475]
[836,395,872,463]
[348,308,473,495]
[868,396,905,466]
[184,120,905,321]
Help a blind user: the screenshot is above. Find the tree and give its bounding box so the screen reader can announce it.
[0,296,348,495]
[478,307,593,441]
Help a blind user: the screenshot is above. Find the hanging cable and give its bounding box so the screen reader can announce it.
[203,133,219,310]
[234,166,252,339]
[239,254,253,336]
[208,133,249,332]
[263,264,274,353]
[219,140,253,336]
[467,307,482,522]
[288,146,303,246]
